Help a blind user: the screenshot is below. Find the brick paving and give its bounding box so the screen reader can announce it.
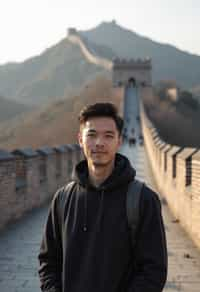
[0,143,200,291]
[122,143,200,292]
[0,205,48,292]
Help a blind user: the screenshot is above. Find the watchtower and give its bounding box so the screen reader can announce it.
[112,58,152,87]
[67,27,78,36]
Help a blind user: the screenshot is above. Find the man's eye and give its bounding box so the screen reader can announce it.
[87,133,95,137]
[106,135,114,138]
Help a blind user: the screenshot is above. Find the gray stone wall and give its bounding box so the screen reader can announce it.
[112,58,152,87]
[0,144,83,231]
[68,32,113,70]
[140,102,200,249]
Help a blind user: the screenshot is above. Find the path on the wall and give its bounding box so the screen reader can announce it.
[0,143,200,291]
[0,84,200,291]
[0,205,47,291]
[122,84,200,291]
[121,143,200,292]
[68,34,112,70]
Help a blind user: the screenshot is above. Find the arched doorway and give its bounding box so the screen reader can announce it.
[128,77,136,87]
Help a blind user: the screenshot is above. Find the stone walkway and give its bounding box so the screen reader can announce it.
[0,143,200,291]
[122,143,200,292]
[0,205,47,292]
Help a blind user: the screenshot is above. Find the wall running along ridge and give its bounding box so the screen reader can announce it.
[68,33,113,71]
[67,32,200,250]
[140,103,200,249]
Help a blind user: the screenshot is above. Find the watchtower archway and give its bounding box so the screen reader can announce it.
[128,77,136,87]
[112,58,152,88]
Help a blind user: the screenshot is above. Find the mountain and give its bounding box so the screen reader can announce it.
[0,39,107,106]
[0,95,31,123]
[81,21,200,88]
[0,21,200,108]
[0,77,118,150]
[1,74,199,151]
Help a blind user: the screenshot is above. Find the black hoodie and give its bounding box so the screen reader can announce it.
[38,153,167,292]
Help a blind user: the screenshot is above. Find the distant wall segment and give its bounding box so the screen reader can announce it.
[68,28,112,71]
[0,145,83,231]
[67,31,200,249]
[67,29,152,89]
[140,103,200,249]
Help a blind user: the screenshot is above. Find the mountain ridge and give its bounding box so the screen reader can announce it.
[0,21,200,108]
[81,21,200,88]
[0,95,32,123]
[0,39,107,106]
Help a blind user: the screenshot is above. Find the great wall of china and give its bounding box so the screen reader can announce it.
[0,145,83,230]
[0,28,200,252]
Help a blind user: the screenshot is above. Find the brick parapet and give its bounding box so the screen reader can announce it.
[140,101,200,249]
[0,157,16,229]
[0,144,83,231]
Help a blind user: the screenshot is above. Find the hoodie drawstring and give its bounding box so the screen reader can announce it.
[83,191,88,232]
[97,188,105,228]
[83,188,105,232]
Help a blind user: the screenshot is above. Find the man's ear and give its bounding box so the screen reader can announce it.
[78,132,83,148]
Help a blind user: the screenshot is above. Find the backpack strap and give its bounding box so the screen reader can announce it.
[57,181,76,235]
[126,179,144,248]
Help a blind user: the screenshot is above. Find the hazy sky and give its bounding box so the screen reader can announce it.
[0,0,199,64]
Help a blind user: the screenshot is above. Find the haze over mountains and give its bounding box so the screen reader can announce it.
[0,96,31,122]
[81,21,200,89]
[0,21,200,110]
[0,39,107,107]
[0,21,200,150]
[0,77,116,150]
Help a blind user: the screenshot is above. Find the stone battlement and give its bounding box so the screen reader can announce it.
[113,57,151,68]
[0,144,83,231]
[68,27,78,36]
[112,57,152,87]
[140,102,200,249]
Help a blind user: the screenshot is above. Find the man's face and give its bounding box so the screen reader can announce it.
[78,117,122,168]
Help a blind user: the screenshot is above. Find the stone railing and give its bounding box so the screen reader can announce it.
[140,103,200,249]
[0,144,83,231]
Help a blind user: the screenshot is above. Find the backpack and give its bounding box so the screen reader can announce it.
[126,179,144,248]
[58,179,144,249]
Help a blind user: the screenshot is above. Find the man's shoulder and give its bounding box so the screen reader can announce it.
[53,181,77,202]
[139,181,161,209]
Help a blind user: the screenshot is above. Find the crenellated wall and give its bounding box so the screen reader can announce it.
[0,144,84,231]
[140,102,200,249]
[63,30,200,249]
[2,27,199,251]
[67,28,151,119]
[112,57,152,87]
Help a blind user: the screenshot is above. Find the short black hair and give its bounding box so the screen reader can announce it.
[78,103,123,135]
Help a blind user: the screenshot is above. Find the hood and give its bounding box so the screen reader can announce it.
[74,152,136,191]
[73,153,136,232]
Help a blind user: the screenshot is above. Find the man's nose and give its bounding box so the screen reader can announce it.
[95,137,105,147]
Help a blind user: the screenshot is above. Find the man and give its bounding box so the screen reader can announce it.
[38,102,167,292]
